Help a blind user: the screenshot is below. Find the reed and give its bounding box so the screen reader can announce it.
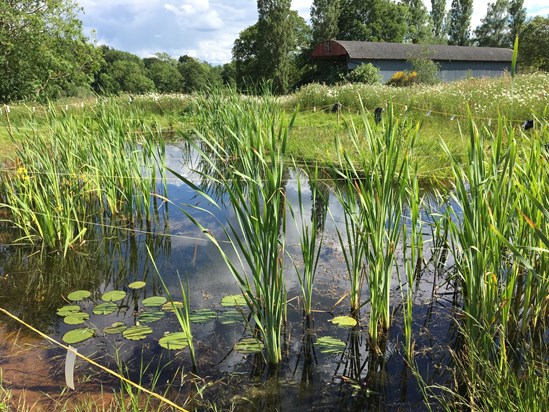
[174,89,290,365]
[0,100,166,253]
[332,102,417,348]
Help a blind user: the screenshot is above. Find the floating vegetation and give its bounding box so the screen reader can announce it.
[159,332,190,350]
[56,305,81,317]
[62,328,95,344]
[128,281,146,289]
[316,336,346,354]
[220,295,247,307]
[137,311,165,324]
[122,325,153,341]
[63,312,90,325]
[92,302,118,315]
[67,290,91,301]
[101,290,127,302]
[219,310,244,325]
[234,338,264,354]
[142,296,168,307]
[161,301,184,312]
[329,316,358,328]
[190,308,217,323]
[104,322,128,335]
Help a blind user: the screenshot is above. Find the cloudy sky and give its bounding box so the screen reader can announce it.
[78,0,549,65]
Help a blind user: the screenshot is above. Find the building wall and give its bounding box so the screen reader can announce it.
[349,59,512,82]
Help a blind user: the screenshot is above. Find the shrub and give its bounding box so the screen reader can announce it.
[387,71,417,86]
[345,63,382,84]
[409,58,441,85]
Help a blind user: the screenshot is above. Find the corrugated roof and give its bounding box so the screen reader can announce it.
[334,41,513,62]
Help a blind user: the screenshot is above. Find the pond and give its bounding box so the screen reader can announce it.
[1,143,460,411]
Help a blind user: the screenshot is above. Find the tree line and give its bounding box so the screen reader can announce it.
[1,0,548,103]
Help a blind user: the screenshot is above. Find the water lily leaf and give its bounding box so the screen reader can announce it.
[158,332,190,350]
[137,311,165,324]
[101,290,126,302]
[56,305,81,317]
[190,308,216,323]
[123,325,153,341]
[63,312,90,325]
[62,328,94,344]
[234,338,264,354]
[316,336,346,354]
[330,316,358,328]
[104,322,127,335]
[162,301,183,312]
[67,290,91,301]
[219,310,243,325]
[128,281,146,289]
[221,294,246,307]
[93,302,118,315]
[142,296,167,307]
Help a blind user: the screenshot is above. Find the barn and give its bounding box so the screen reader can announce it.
[310,40,514,82]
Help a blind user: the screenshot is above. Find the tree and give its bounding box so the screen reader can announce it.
[431,0,447,40]
[519,16,549,71]
[448,0,474,45]
[144,55,183,93]
[403,0,432,44]
[177,56,220,93]
[345,63,382,84]
[233,9,310,93]
[0,0,99,102]
[311,0,341,44]
[256,0,293,94]
[474,0,510,47]
[507,0,526,44]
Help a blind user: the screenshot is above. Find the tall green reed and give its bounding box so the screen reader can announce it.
[174,90,290,365]
[333,103,417,348]
[0,100,166,253]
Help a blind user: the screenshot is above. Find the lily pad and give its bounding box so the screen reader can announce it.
[101,290,126,302]
[56,305,81,317]
[316,336,346,354]
[93,302,118,315]
[329,316,358,328]
[104,322,127,335]
[190,308,216,323]
[122,325,153,341]
[63,312,90,325]
[67,290,91,301]
[137,311,165,324]
[162,301,183,312]
[128,281,146,289]
[142,296,167,307]
[62,328,94,344]
[234,338,264,354]
[219,310,243,325]
[221,294,246,307]
[158,332,190,350]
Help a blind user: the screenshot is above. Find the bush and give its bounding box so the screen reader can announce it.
[409,58,441,85]
[387,71,417,86]
[345,63,382,84]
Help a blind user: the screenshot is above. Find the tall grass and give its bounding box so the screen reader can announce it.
[174,90,290,365]
[0,101,166,253]
[332,103,417,348]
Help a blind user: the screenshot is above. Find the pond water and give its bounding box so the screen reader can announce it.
[0,144,458,411]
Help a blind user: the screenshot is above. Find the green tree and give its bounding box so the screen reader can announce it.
[311,0,341,44]
[403,0,432,44]
[0,0,99,102]
[474,0,510,47]
[337,0,408,43]
[93,47,153,94]
[507,0,526,45]
[519,16,549,71]
[431,0,447,40]
[177,55,221,93]
[448,0,474,45]
[256,0,294,94]
[345,63,382,84]
[144,54,183,93]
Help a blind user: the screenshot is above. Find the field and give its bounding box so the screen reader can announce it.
[0,73,548,411]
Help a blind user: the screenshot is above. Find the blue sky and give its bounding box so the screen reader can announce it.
[78,0,549,65]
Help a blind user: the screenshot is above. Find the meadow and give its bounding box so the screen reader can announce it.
[0,72,548,411]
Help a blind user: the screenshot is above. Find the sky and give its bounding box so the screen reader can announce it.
[78,0,549,65]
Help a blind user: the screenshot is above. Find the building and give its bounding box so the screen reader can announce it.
[310,40,514,82]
